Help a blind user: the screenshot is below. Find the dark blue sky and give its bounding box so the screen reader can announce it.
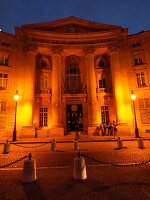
[0,0,150,35]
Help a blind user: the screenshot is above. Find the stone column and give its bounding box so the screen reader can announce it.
[51,47,64,136]
[23,48,36,126]
[21,47,36,137]
[109,46,126,123]
[84,47,99,135]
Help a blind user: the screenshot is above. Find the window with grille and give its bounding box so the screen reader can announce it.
[40,60,47,68]
[101,106,109,124]
[65,55,81,94]
[139,98,150,124]
[136,72,146,87]
[0,73,8,90]
[39,108,48,127]
[40,73,49,89]
[99,79,106,88]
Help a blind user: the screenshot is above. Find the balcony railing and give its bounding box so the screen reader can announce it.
[0,62,8,66]
[36,88,51,94]
[96,88,112,93]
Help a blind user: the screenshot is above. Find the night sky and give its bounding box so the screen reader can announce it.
[0,0,150,35]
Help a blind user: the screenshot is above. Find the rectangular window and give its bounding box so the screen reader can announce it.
[139,98,150,124]
[101,106,109,124]
[40,73,49,89]
[0,55,9,66]
[4,58,9,66]
[133,53,144,66]
[136,72,146,87]
[134,58,143,66]
[0,101,6,112]
[0,116,6,129]
[39,107,48,127]
[99,79,106,88]
[132,43,140,47]
[0,73,8,90]
[65,75,81,93]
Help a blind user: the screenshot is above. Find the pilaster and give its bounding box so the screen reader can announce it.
[51,47,64,135]
[22,47,37,127]
[109,45,128,125]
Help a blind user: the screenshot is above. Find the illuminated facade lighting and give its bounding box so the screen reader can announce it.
[0,16,150,139]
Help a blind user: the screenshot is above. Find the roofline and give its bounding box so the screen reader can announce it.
[21,16,122,30]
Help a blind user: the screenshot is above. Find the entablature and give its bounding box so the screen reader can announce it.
[62,94,87,102]
[27,36,123,48]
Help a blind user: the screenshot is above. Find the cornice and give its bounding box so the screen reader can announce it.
[0,46,13,53]
[21,27,124,40]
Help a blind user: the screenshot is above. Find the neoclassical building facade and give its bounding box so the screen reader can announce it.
[0,16,150,138]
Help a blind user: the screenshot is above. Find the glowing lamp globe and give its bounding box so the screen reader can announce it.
[14,90,20,101]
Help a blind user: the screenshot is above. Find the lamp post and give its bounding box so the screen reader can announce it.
[130,90,140,138]
[12,90,20,141]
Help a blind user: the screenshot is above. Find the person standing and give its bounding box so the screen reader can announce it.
[113,126,117,138]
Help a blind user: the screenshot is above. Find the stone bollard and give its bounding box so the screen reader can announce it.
[51,139,56,151]
[3,140,10,154]
[23,153,36,183]
[117,137,123,149]
[73,152,87,180]
[138,138,145,149]
[74,139,79,150]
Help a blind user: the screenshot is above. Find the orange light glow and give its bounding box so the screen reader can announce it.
[98,115,101,124]
[131,90,136,101]
[23,102,33,125]
[14,90,20,101]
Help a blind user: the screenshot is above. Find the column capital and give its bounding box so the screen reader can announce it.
[51,46,63,55]
[108,44,120,55]
[25,46,38,55]
[84,46,95,54]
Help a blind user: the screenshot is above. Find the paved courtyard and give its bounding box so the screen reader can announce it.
[0,138,150,200]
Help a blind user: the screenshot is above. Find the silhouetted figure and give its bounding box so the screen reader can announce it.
[113,126,117,138]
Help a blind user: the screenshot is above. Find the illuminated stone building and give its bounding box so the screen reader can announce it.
[0,16,150,138]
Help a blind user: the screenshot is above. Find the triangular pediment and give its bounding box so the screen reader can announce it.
[22,16,122,33]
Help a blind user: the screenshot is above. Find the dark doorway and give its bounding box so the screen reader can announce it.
[66,104,83,132]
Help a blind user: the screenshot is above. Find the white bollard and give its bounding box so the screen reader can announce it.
[117,137,123,149]
[74,139,79,150]
[23,153,36,183]
[138,138,145,149]
[74,152,87,180]
[51,139,56,151]
[3,140,10,154]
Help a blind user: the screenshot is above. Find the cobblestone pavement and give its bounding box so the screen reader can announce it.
[0,140,150,200]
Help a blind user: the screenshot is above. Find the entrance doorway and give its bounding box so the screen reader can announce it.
[66,104,83,132]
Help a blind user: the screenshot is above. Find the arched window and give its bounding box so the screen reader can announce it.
[98,60,105,68]
[95,55,108,69]
[65,55,81,94]
[40,60,47,68]
[37,55,51,69]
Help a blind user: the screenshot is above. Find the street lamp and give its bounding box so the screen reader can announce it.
[12,90,20,141]
[130,90,140,138]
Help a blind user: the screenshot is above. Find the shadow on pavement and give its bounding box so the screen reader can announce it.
[23,180,47,200]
